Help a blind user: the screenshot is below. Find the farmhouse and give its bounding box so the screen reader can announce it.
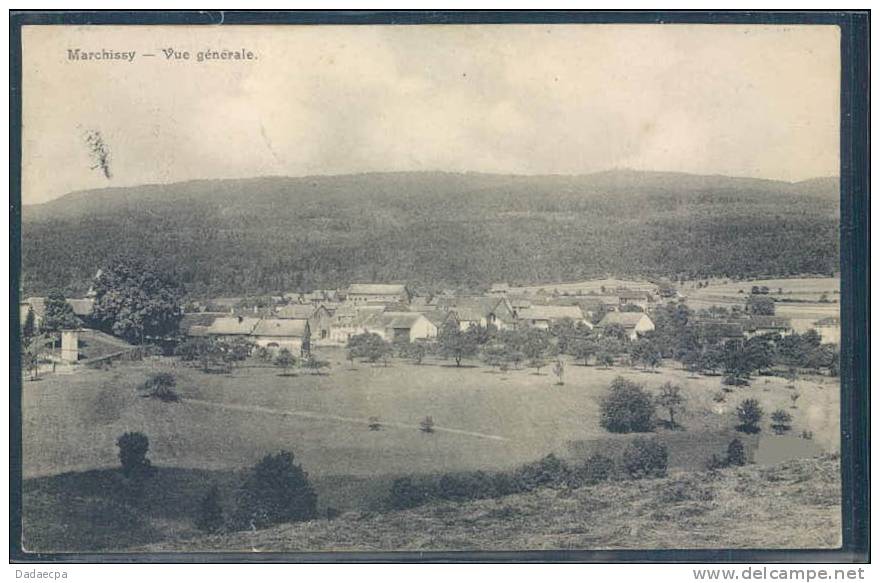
[743,316,793,338]
[20,296,95,331]
[517,305,589,330]
[595,312,655,340]
[203,316,260,337]
[251,318,311,356]
[438,297,517,331]
[277,304,335,345]
[362,312,438,343]
[814,317,841,345]
[328,306,386,345]
[616,290,654,311]
[345,283,410,306]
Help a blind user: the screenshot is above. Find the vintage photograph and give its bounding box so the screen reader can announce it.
[15,20,850,555]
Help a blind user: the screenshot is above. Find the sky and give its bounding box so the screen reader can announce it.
[21,24,840,205]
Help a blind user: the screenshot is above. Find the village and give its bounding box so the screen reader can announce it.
[18,276,842,369]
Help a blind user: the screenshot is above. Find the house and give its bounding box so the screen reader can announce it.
[362,312,438,343]
[179,312,226,336]
[20,296,95,331]
[345,283,410,306]
[616,290,654,311]
[203,316,260,337]
[743,316,793,339]
[814,317,841,345]
[277,304,335,345]
[328,306,387,345]
[438,297,517,331]
[251,318,311,356]
[517,305,589,330]
[595,312,655,340]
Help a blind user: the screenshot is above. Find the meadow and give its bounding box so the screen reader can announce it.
[21,350,840,551]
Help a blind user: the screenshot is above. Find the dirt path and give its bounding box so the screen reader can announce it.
[183,397,510,442]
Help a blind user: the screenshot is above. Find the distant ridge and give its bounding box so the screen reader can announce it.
[21,170,840,296]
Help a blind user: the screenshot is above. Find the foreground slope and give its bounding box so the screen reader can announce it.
[142,456,841,552]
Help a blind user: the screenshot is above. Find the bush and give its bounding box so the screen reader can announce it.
[736,398,764,433]
[233,451,317,529]
[723,375,750,387]
[575,453,616,485]
[388,477,429,509]
[141,372,179,402]
[622,437,668,479]
[727,438,747,466]
[116,432,154,478]
[195,486,224,533]
[770,409,793,435]
[514,454,570,490]
[599,377,656,433]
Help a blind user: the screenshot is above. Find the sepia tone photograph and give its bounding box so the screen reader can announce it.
[10,13,867,560]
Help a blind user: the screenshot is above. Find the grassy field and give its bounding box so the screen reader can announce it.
[139,455,842,552]
[21,351,840,551]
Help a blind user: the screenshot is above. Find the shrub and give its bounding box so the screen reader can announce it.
[141,372,179,402]
[420,416,435,433]
[599,377,656,433]
[274,349,297,375]
[233,451,317,529]
[770,409,793,435]
[723,375,750,387]
[622,437,668,479]
[736,398,764,433]
[388,477,429,509]
[706,453,727,471]
[195,486,224,533]
[727,438,747,466]
[116,432,154,478]
[514,453,570,489]
[576,453,616,485]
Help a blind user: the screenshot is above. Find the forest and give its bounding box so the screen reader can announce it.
[21,171,840,298]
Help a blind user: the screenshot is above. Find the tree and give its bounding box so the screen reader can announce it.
[141,372,179,402]
[437,321,478,367]
[42,290,80,333]
[552,359,565,386]
[770,409,793,435]
[596,351,614,368]
[569,337,597,366]
[655,382,685,429]
[303,356,330,375]
[195,486,225,533]
[522,328,553,373]
[116,432,154,478]
[630,337,662,370]
[726,438,747,466]
[348,332,393,366]
[234,450,317,529]
[21,334,46,381]
[420,416,435,433]
[736,398,763,434]
[90,255,183,344]
[22,309,36,340]
[622,437,668,479]
[481,342,510,370]
[274,348,297,375]
[398,341,427,365]
[599,377,656,433]
[746,294,776,316]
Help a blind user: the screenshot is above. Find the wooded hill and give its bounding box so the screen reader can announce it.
[21,171,840,297]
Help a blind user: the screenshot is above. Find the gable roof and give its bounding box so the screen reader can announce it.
[617,290,652,301]
[518,305,586,322]
[67,298,95,317]
[252,318,309,338]
[23,297,47,318]
[370,312,432,330]
[276,304,317,319]
[745,316,792,331]
[596,312,652,329]
[347,283,408,296]
[179,312,225,334]
[205,317,260,336]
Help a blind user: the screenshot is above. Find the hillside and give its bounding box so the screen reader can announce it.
[139,456,841,552]
[21,171,840,297]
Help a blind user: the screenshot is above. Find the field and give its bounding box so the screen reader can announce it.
[683,276,840,332]
[21,349,840,551]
